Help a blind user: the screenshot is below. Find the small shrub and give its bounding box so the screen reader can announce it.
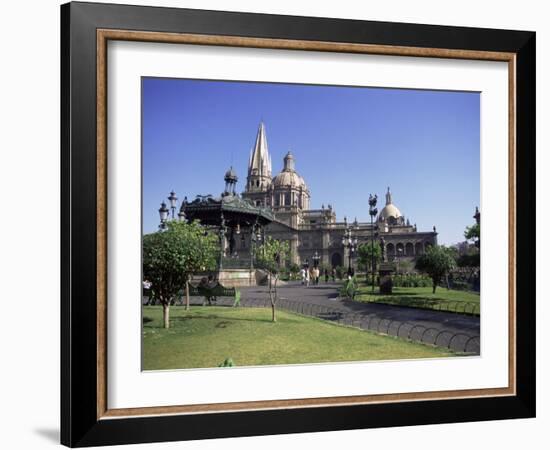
[218,358,235,367]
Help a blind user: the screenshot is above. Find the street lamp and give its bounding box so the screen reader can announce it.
[396,246,403,273]
[312,251,320,268]
[219,213,227,270]
[249,219,262,270]
[167,191,178,219]
[158,201,169,230]
[368,194,378,292]
[342,227,358,276]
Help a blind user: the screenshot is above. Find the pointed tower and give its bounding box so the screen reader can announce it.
[242,122,273,207]
[385,186,393,205]
[246,122,272,190]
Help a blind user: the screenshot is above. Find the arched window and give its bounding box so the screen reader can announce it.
[284,192,291,206]
[405,242,414,256]
[415,242,423,255]
[396,243,404,257]
[386,243,395,257]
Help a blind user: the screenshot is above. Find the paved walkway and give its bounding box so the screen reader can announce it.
[237,281,480,353]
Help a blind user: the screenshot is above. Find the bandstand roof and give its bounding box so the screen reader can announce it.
[182,194,274,227]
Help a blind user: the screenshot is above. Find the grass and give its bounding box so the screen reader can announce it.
[354,286,480,315]
[142,306,455,370]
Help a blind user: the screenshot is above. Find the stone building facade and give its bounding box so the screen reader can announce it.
[237,122,438,269]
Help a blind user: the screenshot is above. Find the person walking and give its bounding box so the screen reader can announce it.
[300,267,306,285]
[324,268,329,283]
[305,268,310,287]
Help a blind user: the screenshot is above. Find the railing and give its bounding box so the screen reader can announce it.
[358,297,480,316]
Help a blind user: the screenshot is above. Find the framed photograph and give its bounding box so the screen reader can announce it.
[61,1,535,447]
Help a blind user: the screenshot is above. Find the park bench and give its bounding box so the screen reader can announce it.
[186,281,240,306]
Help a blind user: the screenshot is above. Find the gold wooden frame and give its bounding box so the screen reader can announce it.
[96,29,516,420]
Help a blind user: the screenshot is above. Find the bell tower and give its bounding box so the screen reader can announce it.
[242,122,273,207]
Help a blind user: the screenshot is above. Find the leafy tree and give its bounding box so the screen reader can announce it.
[464,223,480,245]
[358,243,381,282]
[255,237,290,322]
[396,259,414,274]
[415,245,456,294]
[143,220,219,328]
[457,252,480,268]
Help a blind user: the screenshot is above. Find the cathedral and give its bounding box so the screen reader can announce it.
[237,122,438,269]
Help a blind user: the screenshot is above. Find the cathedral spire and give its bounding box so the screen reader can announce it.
[385,186,393,205]
[248,122,272,178]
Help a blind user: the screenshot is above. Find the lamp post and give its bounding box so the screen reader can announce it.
[249,218,262,270]
[473,206,481,249]
[396,246,403,273]
[368,194,378,292]
[312,251,320,285]
[158,201,169,230]
[312,251,320,268]
[167,191,178,220]
[342,227,358,276]
[219,213,227,270]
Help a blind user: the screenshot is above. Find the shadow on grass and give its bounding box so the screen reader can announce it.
[356,294,480,315]
[169,314,290,325]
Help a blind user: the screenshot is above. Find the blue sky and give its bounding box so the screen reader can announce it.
[142,78,479,245]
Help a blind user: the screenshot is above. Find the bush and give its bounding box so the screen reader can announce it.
[449,280,471,291]
[289,263,301,280]
[279,266,290,281]
[340,276,358,299]
[392,274,432,288]
[218,358,235,367]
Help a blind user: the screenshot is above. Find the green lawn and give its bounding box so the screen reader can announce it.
[142,306,455,370]
[354,286,480,315]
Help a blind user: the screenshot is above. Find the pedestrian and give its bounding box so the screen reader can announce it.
[331,267,336,282]
[324,268,329,283]
[314,267,320,285]
[305,268,310,287]
[143,279,152,305]
[300,267,306,285]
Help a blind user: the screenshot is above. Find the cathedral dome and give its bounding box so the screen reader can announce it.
[272,171,307,189]
[378,203,402,221]
[224,166,238,182]
[378,187,403,222]
[272,152,307,190]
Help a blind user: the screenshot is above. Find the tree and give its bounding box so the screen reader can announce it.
[464,222,480,247]
[142,220,219,328]
[415,245,456,294]
[358,243,381,281]
[255,237,289,322]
